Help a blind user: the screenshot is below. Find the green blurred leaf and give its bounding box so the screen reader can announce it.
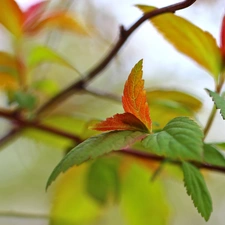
[50,164,101,225]
[121,163,170,225]
[147,90,202,128]
[137,5,222,79]
[214,142,225,150]
[46,131,145,189]
[142,117,203,160]
[86,157,121,204]
[203,144,225,167]
[0,0,23,37]
[182,162,212,221]
[28,45,80,74]
[32,79,59,96]
[207,89,225,120]
[14,91,37,110]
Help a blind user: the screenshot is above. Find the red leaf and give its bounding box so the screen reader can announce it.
[221,15,225,62]
[91,60,152,133]
[23,1,48,30]
[91,113,149,132]
[122,59,151,131]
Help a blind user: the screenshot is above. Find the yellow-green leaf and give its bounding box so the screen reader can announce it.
[147,89,202,128]
[50,164,101,225]
[121,163,170,225]
[28,45,80,74]
[0,0,23,37]
[137,5,222,79]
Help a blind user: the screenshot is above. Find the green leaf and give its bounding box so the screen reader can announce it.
[46,131,145,189]
[182,162,212,221]
[142,117,203,160]
[121,163,170,225]
[214,142,225,150]
[86,157,121,204]
[14,91,37,110]
[147,90,202,128]
[32,79,59,96]
[137,5,222,79]
[203,144,225,167]
[207,89,225,119]
[28,45,81,74]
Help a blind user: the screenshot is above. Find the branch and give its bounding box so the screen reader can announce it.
[36,0,197,115]
[0,127,22,150]
[0,110,82,144]
[119,149,225,174]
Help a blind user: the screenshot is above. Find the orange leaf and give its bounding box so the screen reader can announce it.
[0,0,23,37]
[122,59,151,131]
[91,60,151,133]
[0,73,18,90]
[221,15,225,63]
[25,12,87,35]
[91,113,149,132]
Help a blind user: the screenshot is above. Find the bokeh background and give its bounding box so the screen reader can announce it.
[0,0,225,224]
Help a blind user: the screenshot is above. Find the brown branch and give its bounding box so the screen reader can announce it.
[1,108,225,175]
[0,110,82,144]
[119,149,225,174]
[0,127,22,150]
[36,0,197,115]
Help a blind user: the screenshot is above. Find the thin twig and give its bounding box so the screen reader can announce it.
[36,0,197,115]
[119,149,225,174]
[0,110,82,143]
[0,127,22,150]
[0,210,48,219]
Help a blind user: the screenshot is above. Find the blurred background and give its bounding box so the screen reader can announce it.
[0,0,225,224]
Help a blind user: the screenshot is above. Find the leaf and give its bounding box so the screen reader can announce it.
[23,1,48,29]
[122,59,151,131]
[46,131,145,189]
[50,164,101,225]
[0,73,18,90]
[25,12,88,35]
[0,51,18,76]
[121,163,170,225]
[28,45,80,74]
[32,79,59,96]
[14,91,37,110]
[0,0,23,37]
[137,5,222,79]
[92,59,151,133]
[221,15,225,62]
[91,112,149,132]
[86,157,121,204]
[142,117,204,160]
[147,89,202,128]
[203,144,225,167]
[207,89,225,119]
[182,162,212,221]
